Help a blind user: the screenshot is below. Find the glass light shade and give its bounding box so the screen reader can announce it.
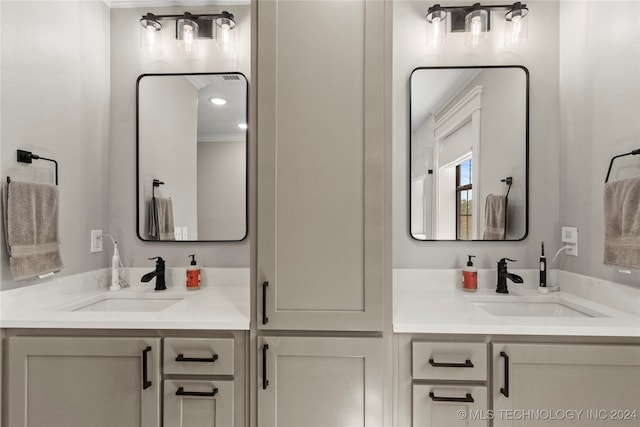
[216,15,237,55]
[139,15,162,54]
[465,8,488,48]
[425,8,447,48]
[177,17,199,55]
[504,4,529,46]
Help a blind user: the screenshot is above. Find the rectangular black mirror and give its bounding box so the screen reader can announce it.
[410,66,528,241]
[137,72,248,242]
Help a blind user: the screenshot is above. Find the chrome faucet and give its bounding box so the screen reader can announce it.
[496,258,523,294]
[141,256,166,291]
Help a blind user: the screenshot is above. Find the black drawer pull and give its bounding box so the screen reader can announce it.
[262,343,269,390]
[429,391,474,403]
[429,358,474,368]
[142,346,152,390]
[500,351,510,397]
[175,353,219,363]
[176,387,218,397]
[262,281,269,325]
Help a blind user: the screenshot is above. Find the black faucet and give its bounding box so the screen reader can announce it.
[141,256,166,291]
[496,258,524,294]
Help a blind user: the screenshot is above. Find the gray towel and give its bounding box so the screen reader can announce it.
[148,197,175,241]
[604,177,640,268]
[483,194,507,240]
[2,181,63,280]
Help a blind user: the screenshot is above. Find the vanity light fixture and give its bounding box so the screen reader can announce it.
[139,11,237,55]
[210,97,227,105]
[425,2,528,48]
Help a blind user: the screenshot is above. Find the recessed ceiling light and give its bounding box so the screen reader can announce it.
[210,97,227,105]
[237,123,248,130]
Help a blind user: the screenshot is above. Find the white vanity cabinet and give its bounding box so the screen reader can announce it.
[256,0,386,331]
[257,336,384,427]
[6,336,161,427]
[492,343,640,427]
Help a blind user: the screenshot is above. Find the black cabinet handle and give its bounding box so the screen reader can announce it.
[262,343,269,390]
[262,281,269,325]
[142,346,152,390]
[176,387,218,397]
[429,391,474,403]
[500,351,510,397]
[429,358,474,368]
[175,354,219,363]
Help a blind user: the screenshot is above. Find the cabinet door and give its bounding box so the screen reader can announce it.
[257,336,383,427]
[164,379,234,427]
[7,336,161,427]
[256,0,385,331]
[493,343,640,427]
[413,385,488,427]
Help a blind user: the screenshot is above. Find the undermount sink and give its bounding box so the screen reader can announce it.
[62,296,183,312]
[468,296,607,318]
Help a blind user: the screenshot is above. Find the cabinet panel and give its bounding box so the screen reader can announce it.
[164,338,234,376]
[164,379,234,427]
[257,0,385,330]
[413,385,488,427]
[413,341,487,381]
[7,336,161,427]
[257,336,383,427]
[493,343,640,427]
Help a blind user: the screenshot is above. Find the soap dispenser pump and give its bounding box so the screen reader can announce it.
[186,254,200,290]
[462,255,478,292]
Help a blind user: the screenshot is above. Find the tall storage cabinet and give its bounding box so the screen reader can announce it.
[256,0,386,332]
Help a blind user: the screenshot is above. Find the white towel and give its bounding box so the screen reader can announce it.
[2,181,64,280]
[483,194,507,240]
[603,177,640,268]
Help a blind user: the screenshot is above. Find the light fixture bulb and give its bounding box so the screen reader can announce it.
[210,98,227,105]
[504,2,529,46]
[139,13,162,54]
[238,123,248,130]
[425,5,447,48]
[177,14,199,55]
[465,6,489,48]
[216,12,237,55]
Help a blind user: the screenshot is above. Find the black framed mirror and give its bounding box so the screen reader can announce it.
[410,66,528,241]
[136,72,248,242]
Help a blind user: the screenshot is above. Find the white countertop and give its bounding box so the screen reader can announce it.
[0,268,250,330]
[394,269,640,337]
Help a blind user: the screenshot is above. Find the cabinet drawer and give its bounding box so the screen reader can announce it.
[164,379,234,427]
[413,384,488,427]
[164,338,234,375]
[413,342,487,381]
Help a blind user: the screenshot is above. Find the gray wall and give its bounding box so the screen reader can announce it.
[0,0,111,290]
[393,0,561,270]
[559,1,640,287]
[108,5,251,270]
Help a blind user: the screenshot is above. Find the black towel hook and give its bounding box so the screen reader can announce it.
[7,150,59,186]
[152,179,164,199]
[605,148,640,183]
[501,177,513,198]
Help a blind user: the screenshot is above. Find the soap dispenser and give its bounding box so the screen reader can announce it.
[186,254,200,290]
[462,255,478,292]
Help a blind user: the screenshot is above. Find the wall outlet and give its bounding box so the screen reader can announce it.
[561,226,578,256]
[91,229,103,253]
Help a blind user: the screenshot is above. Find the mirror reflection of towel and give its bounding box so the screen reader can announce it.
[483,194,507,240]
[2,181,64,280]
[149,197,175,241]
[604,177,640,268]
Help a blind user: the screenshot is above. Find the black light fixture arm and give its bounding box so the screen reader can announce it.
[428,2,526,13]
[141,11,235,22]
